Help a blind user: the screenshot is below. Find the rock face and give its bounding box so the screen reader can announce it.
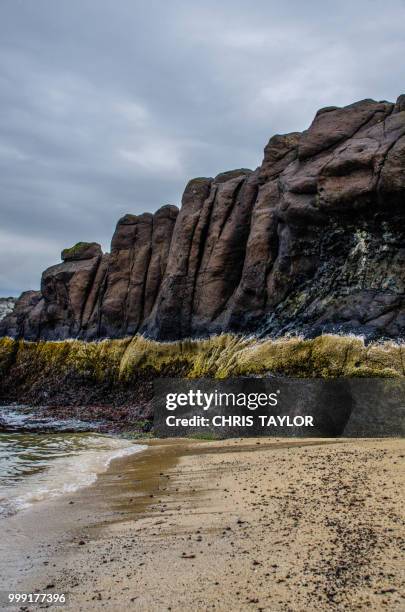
[0,298,16,322]
[2,95,405,341]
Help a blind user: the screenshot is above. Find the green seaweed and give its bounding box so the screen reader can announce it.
[0,334,403,400]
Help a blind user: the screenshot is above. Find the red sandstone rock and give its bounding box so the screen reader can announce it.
[2,94,405,341]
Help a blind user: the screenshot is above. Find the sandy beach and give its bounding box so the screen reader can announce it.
[0,437,404,612]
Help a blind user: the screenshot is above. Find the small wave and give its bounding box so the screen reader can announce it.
[0,406,100,433]
[0,436,146,518]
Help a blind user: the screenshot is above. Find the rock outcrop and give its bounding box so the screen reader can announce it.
[2,95,405,341]
[0,298,16,322]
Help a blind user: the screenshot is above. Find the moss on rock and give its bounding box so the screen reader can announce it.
[61,242,102,262]
[0,333,404,405]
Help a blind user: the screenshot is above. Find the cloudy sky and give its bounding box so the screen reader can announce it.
[0,0,404,296]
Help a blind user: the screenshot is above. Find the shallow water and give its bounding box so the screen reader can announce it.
[0,407,146,517]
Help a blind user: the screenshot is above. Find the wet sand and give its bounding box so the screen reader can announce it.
[0,437,404,611]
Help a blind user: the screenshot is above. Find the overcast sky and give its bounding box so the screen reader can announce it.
[0,0,404,296]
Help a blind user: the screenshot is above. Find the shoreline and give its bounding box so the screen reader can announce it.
[0,435,147,520]
[0,437,404,611]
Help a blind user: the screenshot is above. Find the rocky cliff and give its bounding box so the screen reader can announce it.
[2,95,405,342]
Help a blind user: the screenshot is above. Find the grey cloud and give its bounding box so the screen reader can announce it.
[0,0,404,295]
